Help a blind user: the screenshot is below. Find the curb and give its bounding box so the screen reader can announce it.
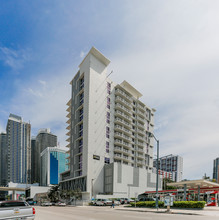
[116,208,201,216]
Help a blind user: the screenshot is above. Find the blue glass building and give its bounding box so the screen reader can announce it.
[41,147,67,186]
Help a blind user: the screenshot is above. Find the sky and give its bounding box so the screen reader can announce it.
[0,0,219,180]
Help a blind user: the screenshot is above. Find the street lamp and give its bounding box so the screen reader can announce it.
[149,133,159,210]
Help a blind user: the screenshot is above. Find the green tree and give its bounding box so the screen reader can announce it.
[48,185,60,202]
[162,178,177,190]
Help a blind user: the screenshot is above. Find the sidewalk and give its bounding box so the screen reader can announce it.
[116,205,219,216]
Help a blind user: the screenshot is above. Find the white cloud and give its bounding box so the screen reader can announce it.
[0,47,31,73]
[80,51,85,58]
[108,1,219,179]
[2,0,219,180]
[38,80,47,86]
[8,66,73,148]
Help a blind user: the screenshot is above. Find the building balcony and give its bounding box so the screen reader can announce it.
[136,147,144,153]
[137,115,145,123]
[115,125,131,136]
[114,146,123,153]
[115,88,132,101]
[115,96,132,109]
[136,153,144,159]
[137,135,145,142]
[115,103,131,115]
[66,131,70,136]
[115,110,131,122]
[66,124,71,131]
[137,122,145,130]
[66,112,71,119]
[137,128,145,136]
[123,149,131,156]
[114,153,122,159]
[137,159,144,165]
[137,110,145,119]
[66,118,71,125]
[114,139,131,149]
[66,143,70,148]
[66,137,70,142]
[122,155,130,162]
[114,132,131,142]
[66,106,71,113]
[115,117,132,129]
[137,141,144,147]
[66,99,71,107]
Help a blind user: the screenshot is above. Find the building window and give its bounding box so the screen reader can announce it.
[79,123,83,131]
[107,97,110,109]
[79,108,83,115]
[105,157,110,164]
[79,77,84,90]
[106,141,109,153]
[106,127,110,138]
[106,112,110,124]
[79,115,83,121]
[79,130,83,137]
[79,93,84,105]
[79,139,83,147]
[107,82,111,95]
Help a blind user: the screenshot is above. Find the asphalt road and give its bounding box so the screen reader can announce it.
[34,206,219,220]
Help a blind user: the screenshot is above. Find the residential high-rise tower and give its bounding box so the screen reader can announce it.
[60,47,161,199]
[153,154,183,182]
[6,114,31,184]
[0,132,7,186]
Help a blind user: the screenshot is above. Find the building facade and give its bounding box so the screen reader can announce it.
[35,128,57,184]
[153,154,183,182]
[6,114,31,184]
[60,47,161,199]
[0,132,7,186]
[31,137,37,184]
[41,147,67,186]
[213,158,219,183]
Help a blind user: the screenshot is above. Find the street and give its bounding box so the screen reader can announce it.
[34,206,219,220]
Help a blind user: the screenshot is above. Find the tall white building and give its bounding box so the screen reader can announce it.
[60,47,162,199]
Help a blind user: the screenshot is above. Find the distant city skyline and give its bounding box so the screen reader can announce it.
[1,0,219,180]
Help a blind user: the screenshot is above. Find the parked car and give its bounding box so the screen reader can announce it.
[94,199,112,206]
[41,201,52,206]
[139,197,155,202]
[119,198,129,204]
[55,202,66,206]
[114,199,121,206]
[127,198,135,204]
[91,199,96,205]
[0,200,35,220]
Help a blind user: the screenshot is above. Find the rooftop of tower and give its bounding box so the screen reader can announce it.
[79,46,110,68]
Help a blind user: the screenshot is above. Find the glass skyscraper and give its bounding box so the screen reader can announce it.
[41,147,67,186]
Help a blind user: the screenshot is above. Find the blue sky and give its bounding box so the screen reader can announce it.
[1,0,219,180]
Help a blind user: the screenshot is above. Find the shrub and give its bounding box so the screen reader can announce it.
[173,201,206,209]
[130,201,164,208]
[130,201,205,209]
